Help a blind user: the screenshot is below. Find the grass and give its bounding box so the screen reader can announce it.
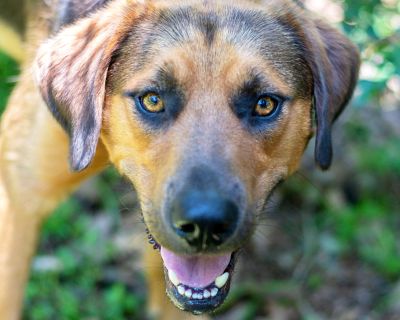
[24,196,146,320]
[22,170,148,320]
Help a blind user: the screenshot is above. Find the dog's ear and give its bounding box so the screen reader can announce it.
[303,19,360,169]
[36,1,147,171]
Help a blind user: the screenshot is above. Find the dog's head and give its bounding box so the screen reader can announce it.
[36,0,359,314]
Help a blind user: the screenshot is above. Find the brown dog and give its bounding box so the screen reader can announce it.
[0,0,360,318]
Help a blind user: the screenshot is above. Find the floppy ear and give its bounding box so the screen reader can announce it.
[35,0,147,171]
[304,19,360,169]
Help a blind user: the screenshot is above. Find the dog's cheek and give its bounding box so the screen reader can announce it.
[237,99,313,204]
[263,99,312,173]
[101,95,153,181]
[280,98,314,174]
[101,95,175,202]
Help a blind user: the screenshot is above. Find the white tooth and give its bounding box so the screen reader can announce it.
[211,288,218,297]
[178,285,185,295]
[197,293,203,300]
[185,289,192,298]
[203,290,211,298]
[168,269,180,286]
[192,293,198,299]
[215,272,229,288]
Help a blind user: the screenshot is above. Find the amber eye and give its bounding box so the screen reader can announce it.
[140,92,165,113]
[254,96,278,117]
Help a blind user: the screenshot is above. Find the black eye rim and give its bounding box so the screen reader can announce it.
[252,94,284,118]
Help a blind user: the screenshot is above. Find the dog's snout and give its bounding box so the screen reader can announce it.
[170,189,239,250]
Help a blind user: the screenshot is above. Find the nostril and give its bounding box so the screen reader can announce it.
[179,223,195,234]
[210,222,234,244]
[174,221,200,239]
[212,222,230,236]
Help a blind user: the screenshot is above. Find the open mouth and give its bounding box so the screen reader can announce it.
[147,230,236,314]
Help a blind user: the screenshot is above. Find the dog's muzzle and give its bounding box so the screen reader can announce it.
[148,166,245,314]
[161,185,240,313]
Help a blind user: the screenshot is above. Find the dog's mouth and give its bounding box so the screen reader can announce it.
[161,248,235,314]
[147,230,235,314]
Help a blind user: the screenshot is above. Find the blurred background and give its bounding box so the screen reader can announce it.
[0,0,399,319]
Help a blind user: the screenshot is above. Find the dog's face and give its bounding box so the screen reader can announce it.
[36,0,359,314]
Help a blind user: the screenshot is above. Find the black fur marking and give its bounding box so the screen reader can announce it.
[292,0,305,8]
[199,13,218,45]
[55,0,111,31]
[46,84,70,135]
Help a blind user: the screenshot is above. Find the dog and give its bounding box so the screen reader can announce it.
[0,0,360,318]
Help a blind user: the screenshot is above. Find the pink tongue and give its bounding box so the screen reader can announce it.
[160,247,231,288]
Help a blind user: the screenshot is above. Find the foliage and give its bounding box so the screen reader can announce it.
[342,0,400,106]
[342,0,399,105]
[0,51,18,114]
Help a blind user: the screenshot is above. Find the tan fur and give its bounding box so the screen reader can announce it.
[0,0,359,318]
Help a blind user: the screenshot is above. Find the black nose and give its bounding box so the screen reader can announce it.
[170,189,240,249]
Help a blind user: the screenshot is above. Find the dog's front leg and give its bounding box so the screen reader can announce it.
[0,67,109,319]
[0,190,43,320]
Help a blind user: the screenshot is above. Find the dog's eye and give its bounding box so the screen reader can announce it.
[140,93,165,113]
[253,96,278,117]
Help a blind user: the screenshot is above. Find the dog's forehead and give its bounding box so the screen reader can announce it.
[115,1,311,96]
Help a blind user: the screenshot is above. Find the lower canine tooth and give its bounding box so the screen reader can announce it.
[177,285,185,295]
[168,270,180,286]
[211,288,218,297]
[215,272,229,288]
[185,289,192,298]
[203,290,210,298]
